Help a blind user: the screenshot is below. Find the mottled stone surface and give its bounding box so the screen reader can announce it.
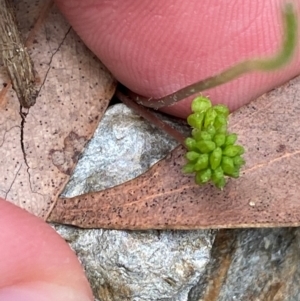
[54,226,214,301]
[62,104,190,197]
[187,228,300,301]
[217,228,300,301]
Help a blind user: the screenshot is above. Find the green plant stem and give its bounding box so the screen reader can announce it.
[129,3,297,109]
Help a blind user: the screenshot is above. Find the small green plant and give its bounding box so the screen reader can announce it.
[183,96,245,189]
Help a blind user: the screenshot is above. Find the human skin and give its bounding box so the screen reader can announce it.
[0,199,94,301]
[54,0,300,118]
[1,0,300,300]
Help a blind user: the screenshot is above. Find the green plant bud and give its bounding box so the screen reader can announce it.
[214,133,226,147]
[187,112,204,129]
[214,114,227,130]
[182,163,195,174]
[211,166,224,182]
[195,168,212,184]
[185,96,247,188]
[230,168,240,178]
[192,129,212,141]
[237,145,245,155]
[204,107,217,128]
[192,129,211,141]
[191,96,212,113]
[186,151,200,161]
[196,140,216,153]
[223,166,240,178]
[214,104,229,117]
[222,156,235,175]
[191,129,201,140]
[225,133,237,145]
[217,125,227,134]
[223,145,245,157]
[206,125,216,137]
[214,177,226,189]
[211,173,226,189]
[194,154,209,171]
[199,131,212,141]
[233,155,246,167]
[210,147,222,170]
[185,137,197,151]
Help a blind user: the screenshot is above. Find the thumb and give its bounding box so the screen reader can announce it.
[54,0,300,118]
[0,198,93,301]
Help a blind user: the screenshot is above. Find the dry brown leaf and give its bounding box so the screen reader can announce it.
[49,75,300,229]
[0,2,116,218]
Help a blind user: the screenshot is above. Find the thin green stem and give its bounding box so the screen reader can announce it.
[129,3,298,109]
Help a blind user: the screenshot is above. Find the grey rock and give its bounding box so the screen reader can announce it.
[219,228,300,301]
[54,226,214,301]
[61,104,190,197]
[188,228,300,301]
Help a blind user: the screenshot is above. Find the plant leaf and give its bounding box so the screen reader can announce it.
[0,2,116,218]
[49,74,300,229]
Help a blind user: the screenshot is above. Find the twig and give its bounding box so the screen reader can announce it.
[116,90,187,146]
[0,0,37,108]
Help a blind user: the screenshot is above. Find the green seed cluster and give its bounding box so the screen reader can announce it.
[183,96,245,189]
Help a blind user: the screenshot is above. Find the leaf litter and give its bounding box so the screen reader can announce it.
[1,0,300,230]
[0,1,116,218]
[49,75,300,229]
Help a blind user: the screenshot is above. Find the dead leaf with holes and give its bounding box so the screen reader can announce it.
[0,1,116,218]
[49,75,300,229]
